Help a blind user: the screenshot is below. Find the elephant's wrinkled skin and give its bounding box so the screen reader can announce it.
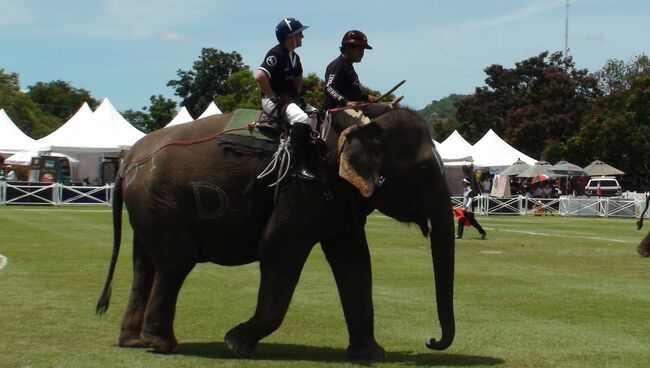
[97,108,455,359]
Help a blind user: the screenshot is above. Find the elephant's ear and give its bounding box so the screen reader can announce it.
[338,122,383,197]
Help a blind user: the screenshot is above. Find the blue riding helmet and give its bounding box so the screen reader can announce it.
[275,18,308,43]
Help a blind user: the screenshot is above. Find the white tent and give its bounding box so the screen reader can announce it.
[0,108,36,156]
[198,102,223,119]
[471,129,536,173]
[35,102,94,150]
[6,99,145,183]
[165,106,194,127]
[41,98,145,153]
[437,130,473,162]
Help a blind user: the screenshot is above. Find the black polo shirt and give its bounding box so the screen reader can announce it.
[259,44,302,99]
[324,55,368,109]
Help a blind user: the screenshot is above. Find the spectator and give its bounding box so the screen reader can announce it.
[456,178,487,240]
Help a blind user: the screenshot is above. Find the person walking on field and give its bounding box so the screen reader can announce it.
[456,178,487,240]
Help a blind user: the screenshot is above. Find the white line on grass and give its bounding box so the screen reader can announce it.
[0,254,7,270]
[369,213,635,244]
[483,227,634,244]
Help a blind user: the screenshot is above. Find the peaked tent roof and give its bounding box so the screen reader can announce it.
[165,106,194,127]
[39,98,145,153]
[437,130,473,162]
[471,129,536,168]
[36,102,94,149]
[0,108,36,155]
[198,102,223,119]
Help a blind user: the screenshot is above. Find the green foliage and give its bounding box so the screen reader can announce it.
[301,73,325,110]
[1,208,650,367]
[215,69,259,112]
[147,95,177,131]
[569,74,650,173]
[455,51,602,160]
[0,69,59,138]
[167,48,248,117]
[595,54,650,94]
[418,94,467,140]
[27,80,99,121]
[122,95,177,133]
[122,109,153,133]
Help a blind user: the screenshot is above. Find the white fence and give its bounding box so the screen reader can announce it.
[0,182,113,206]
[466,194,648,218]
[1,182,648,218]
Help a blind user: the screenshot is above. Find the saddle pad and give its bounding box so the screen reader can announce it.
[217,109,280,155]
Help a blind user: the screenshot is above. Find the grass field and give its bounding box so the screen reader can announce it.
[1,206,650,368]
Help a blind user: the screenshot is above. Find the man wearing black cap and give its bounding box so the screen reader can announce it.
[324,30,392,123]
[456,178,487,240]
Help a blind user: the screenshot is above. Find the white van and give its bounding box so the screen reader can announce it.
[584,176,622,197]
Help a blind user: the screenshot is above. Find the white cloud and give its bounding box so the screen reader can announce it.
[584,32,607,44]
[460,0,567,31]
[158,32,187,42]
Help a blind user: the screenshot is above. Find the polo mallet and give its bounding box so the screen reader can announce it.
[377,80,406,101]
[327,80,406,113]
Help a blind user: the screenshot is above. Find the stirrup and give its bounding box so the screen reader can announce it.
[295,167,317,181]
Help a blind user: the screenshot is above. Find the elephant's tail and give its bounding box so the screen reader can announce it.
[637,195,650,230]
[96,177,123,315]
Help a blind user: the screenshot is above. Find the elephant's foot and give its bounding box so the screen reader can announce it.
[141,331,178,354]
[225,324,258,359]
[118,331,148,349]
[346,342,386,360]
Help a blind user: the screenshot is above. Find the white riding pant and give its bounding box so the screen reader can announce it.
[262,97,317,127]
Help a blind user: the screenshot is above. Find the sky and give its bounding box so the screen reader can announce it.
[1,0,649,114]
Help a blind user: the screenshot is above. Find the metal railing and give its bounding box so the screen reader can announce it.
[1,182,647,218]
[0,182,113,206]
[461,194,649,218]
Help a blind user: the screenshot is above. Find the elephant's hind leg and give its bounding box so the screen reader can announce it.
[140,262,194,354]
[119,234,154,349]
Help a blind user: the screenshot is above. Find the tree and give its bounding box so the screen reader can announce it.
[122,109,152,133]
[122,95,177,133]
[595,54,650,94]
[419,94,467,140]
[27,80,99,121]
[455,51,601,161]
[215,70,259,112]
[167,48,248,117]
[147,95,177,131]
[0,69,58,138]
[568,73,650,174]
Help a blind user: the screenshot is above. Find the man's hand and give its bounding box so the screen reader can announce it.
[367,95,380,103]
[345,101,360,109]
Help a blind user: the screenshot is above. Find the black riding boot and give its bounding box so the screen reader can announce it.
[289,123,317,181]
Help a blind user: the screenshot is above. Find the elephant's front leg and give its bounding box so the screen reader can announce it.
[321,231,386,360]
[225,236,313,359]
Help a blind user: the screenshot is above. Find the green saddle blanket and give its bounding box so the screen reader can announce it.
[217,109,281,155]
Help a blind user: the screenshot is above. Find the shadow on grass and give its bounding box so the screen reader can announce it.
[177,342,504,366]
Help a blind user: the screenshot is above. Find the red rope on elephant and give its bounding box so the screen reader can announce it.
[120,125,254,177]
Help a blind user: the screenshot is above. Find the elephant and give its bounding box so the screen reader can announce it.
[96,107,456,359]
[636,196,650,256]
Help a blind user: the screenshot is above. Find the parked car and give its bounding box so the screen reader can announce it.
[584,176,622,197]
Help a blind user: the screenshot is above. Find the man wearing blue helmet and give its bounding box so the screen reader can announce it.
[255,17,317,181]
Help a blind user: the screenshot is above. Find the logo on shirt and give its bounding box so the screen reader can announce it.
[265,56,277,67]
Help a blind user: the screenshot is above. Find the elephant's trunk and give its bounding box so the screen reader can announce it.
[637,230,650,257]
[425,195,456,350]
